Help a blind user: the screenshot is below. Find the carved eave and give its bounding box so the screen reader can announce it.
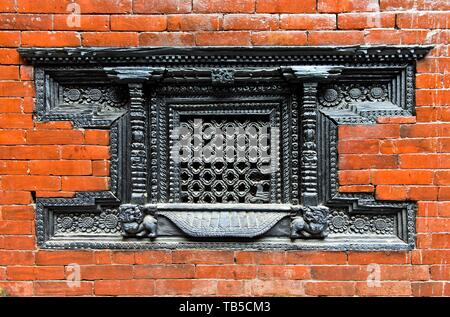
[19,45,433,65]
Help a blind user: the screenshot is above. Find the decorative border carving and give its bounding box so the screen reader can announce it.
[20,46,432,250]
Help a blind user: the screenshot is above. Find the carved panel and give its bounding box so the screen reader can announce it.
[20,46,432,250]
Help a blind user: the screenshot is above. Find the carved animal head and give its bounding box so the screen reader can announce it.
[118,204,143,223]
[302,206,329,225]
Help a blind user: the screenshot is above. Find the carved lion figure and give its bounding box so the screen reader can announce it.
[118,204,157,238]
[290,205,329,239]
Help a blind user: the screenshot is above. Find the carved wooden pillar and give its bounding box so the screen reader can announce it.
[104,67,165,205]
[301,82,319,206]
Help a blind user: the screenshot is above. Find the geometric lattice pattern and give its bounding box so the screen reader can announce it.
[177,117,272,203]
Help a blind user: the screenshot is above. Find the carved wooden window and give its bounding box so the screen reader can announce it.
[20,46,431,250]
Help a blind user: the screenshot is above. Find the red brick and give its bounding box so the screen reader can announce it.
[381,266,430,281]
[196,31,251,46]
[84,130,109,145]
[29,160,92,176]
[280,14,336,30]
[356,281,412,296]
[235,251,286,264]
[252,31,307,45]
[111,15,167,31]
[26,130,84,145]
[82,32,138,47]
[431,234,450,248]
[438,202,450,217]
[93,251,112,265]
[305,281,355,296]
[0,282,33,296]
[0,66,19,80]
[0,145,60,160]
[0,48,19,64]
[195,265,256,279]
[61,145,109,160]
[18,0,132,13]
[0,191,32,205]
[0,31,20,47]
[95,279,154,295]
[135,250,172,264]
[412,250,450,264]
[134,0,191,13]
[80,265,133,280]
[34,281,93,296]
[140,32,195,46]
[339,154,398,170]
[92,161,110,176]
[311,266,367,281]
[416,74,443,89]
[397,12,450,29]
[416,107,439,122]
[377,116,417,124]
[257,0,315,13]
[168,14,220,31]
[134,264,195,279]
[319,0,378,13]
[20,66,33,81]
[224,14,279,31]
[371,170,434,185]
[430,265,450,280]
[338,13,395,29]
[375,185,408,200]
[365,30,429,45]
[36,251,94,265]
[154,279,214,295]
[417,202,439,217]
[0,251,34,265]
[173,250,234,264]
[0,0,15,12]
[339,170,370,185]
[194,0,254,13]
[0,130,26,145]
[287,251,347,265]
[399,154,447,169]
[0,220,33,234]
[348,252,410,264]
[338,139,379,154]
[0,98,22,113]
[22,31,81,47]
[0,83,34,98]
[309,31,364,45]
[258,265,311,280]
[0,14,52,30]
[7,267,65,281]
[0,113,33,128]
[34,121,73,130]
[2,236,35,250]
[409,186,439,201]
[53,15,110,31]
[1,175,61,191]
[339,185,374,193]
[251,279,306,296]
[412,282,444,296]
[416,89,450,107]
[0,206,34,220]
[217,280,249,295]
[111,251,134,264]
[61,176,108,191]
[380,139,436,154]
[340,125,400,140]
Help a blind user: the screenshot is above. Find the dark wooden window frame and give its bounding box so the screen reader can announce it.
[19,45,432,250]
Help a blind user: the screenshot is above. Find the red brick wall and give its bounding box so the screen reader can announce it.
[0,0,449,296]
